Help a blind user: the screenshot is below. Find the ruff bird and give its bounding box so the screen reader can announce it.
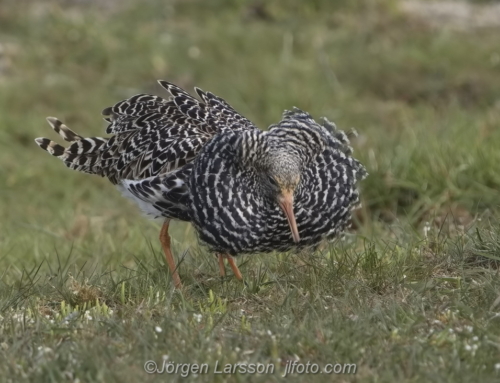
[35,80,366,288]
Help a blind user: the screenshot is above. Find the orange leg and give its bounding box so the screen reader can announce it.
[217,254,243,282]
[159,221,182,289]
[226,256,243,281]
[218,254,226,277]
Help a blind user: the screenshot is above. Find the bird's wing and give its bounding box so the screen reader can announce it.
[35,81,257,184]
[101,81,257,182]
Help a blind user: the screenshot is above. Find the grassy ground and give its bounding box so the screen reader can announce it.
[1,0,500,381]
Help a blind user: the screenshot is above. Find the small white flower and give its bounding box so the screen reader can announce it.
[193,314,202,323]
[472,336,479,342]
[37,346,53,356]
[465,326,474,333]
[494,363,500,371]
[155,326,162,333]
[162,354,169,361]
[423,222,431,238]
[465,344,472,351]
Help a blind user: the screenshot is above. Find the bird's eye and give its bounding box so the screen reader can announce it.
[267,176,278,186]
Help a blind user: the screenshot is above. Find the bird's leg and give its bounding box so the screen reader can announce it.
[159,221,182,289]
[218,253,226,277]
[226,256,243,281]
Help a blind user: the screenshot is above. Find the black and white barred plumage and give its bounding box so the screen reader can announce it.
[35,80,366,260]
[189,109,367,255]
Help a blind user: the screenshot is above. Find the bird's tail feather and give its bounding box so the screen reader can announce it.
[35,117,109,175]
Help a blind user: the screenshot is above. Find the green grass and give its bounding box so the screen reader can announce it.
[1,0,500,381]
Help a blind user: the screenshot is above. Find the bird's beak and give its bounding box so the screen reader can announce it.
[278,190,300,243]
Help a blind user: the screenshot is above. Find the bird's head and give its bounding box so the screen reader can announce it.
[259,150,302,243]
[236,126,321,244]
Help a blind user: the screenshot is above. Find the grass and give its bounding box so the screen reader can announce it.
[1,0,500,381]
